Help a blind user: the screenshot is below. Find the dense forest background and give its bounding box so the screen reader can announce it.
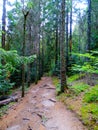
[0,0,98,94]
[0,0,98,128]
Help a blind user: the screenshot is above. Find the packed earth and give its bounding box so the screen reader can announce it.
[0,77,87,130]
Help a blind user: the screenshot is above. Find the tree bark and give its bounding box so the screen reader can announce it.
[69,0,72,57]
[0,96,18,106]
[2,0,6,49]
[60,0,68,92]
[66,3,69,72]
[87,0,91,52]
[22,11,29,97]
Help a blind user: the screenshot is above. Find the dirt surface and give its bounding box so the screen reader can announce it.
[0,77,87,130]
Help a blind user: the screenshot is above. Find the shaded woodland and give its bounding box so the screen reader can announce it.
[0,0,98,129]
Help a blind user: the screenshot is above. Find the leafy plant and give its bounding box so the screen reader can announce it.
[72,52,98,74]
[68,73,85,83]
[83,85,98,103]
[0,64,14,95]
[81,103,98,128]
[0,48,36,95]
[70,82,89,95]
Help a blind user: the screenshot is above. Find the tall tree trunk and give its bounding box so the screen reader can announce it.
[2,0,6,49]
[55,0,59,70]
[38,1,41,80]
[69,0,72,57]
[66,3,69,72]
[87,0,91,52]
[60,0,68,92]
[41,30,44,76]
[22,11,29,97]
[26,24,32,87]
[55,25,58,68]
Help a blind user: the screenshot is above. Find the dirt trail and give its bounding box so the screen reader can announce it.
[0,77,87,130]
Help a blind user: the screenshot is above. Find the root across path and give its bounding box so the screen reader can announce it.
[0,77,87,130]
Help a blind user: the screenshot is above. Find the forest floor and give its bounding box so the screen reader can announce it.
[0,77,87,130]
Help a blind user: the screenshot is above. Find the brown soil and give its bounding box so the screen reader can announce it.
[0,77,87,130]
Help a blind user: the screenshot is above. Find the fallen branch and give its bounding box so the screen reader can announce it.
[0,96,18,106]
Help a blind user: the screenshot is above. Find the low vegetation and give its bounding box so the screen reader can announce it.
[52,74,98,130]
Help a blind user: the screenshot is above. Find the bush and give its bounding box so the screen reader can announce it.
[0,64,14,95]
[81,103,98,129]
[70,82,89,95]
[83,85,98,103]
[68,73,85,83]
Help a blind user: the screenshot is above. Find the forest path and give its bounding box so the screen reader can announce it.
[0,77,87,130]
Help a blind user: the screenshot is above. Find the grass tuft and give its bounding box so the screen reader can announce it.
[69,82,89,95]
[83,85,98,103]
[68,73,85,83]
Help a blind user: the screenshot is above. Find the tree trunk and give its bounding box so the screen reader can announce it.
[66,4,69,72]
[41,30,44,76]
[38,1,41,80]
[2,0,6,49]
[0,96,18,106]
[55,25,58,68]
[87,0,91,52]
[22,11,29,97]
[69,0,72,57]
[60,0,68,92]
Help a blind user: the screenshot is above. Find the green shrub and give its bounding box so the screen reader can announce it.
[68,73,85,83]
[83,85,98,103]
[81,103,98,127]
[0,64,14,95]
[70,82,89,95]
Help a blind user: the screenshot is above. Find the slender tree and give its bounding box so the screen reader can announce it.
[21,1,29,97]
[2,0,6,49]
[66,1,69,71]
[87,0,91,52]
[69,0,72,57]
[60,0,68,92]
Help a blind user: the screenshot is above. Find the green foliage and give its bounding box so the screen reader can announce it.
[68,73,85,83]
[27,1,34,9]
[0,105,9,117]
[0,48,36,67]
[70,82,89,95]
[20,55,36,65]
[83,85,98,103]
[72,52,98,74]
[0,48,36,95]
[0,102,15,117]
[52,77,61,94]
[0,64,14,95]
[56,83,61,94]
[81,103,98,128]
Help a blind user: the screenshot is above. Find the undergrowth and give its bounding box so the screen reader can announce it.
[0,102,15,117]
[69,82,89,95]
[52,74,98,130]
[52,77,61,94]
[83,85,98,103]
[68,73,85,83]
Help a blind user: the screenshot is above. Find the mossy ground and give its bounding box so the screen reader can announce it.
[52,74,98,130]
